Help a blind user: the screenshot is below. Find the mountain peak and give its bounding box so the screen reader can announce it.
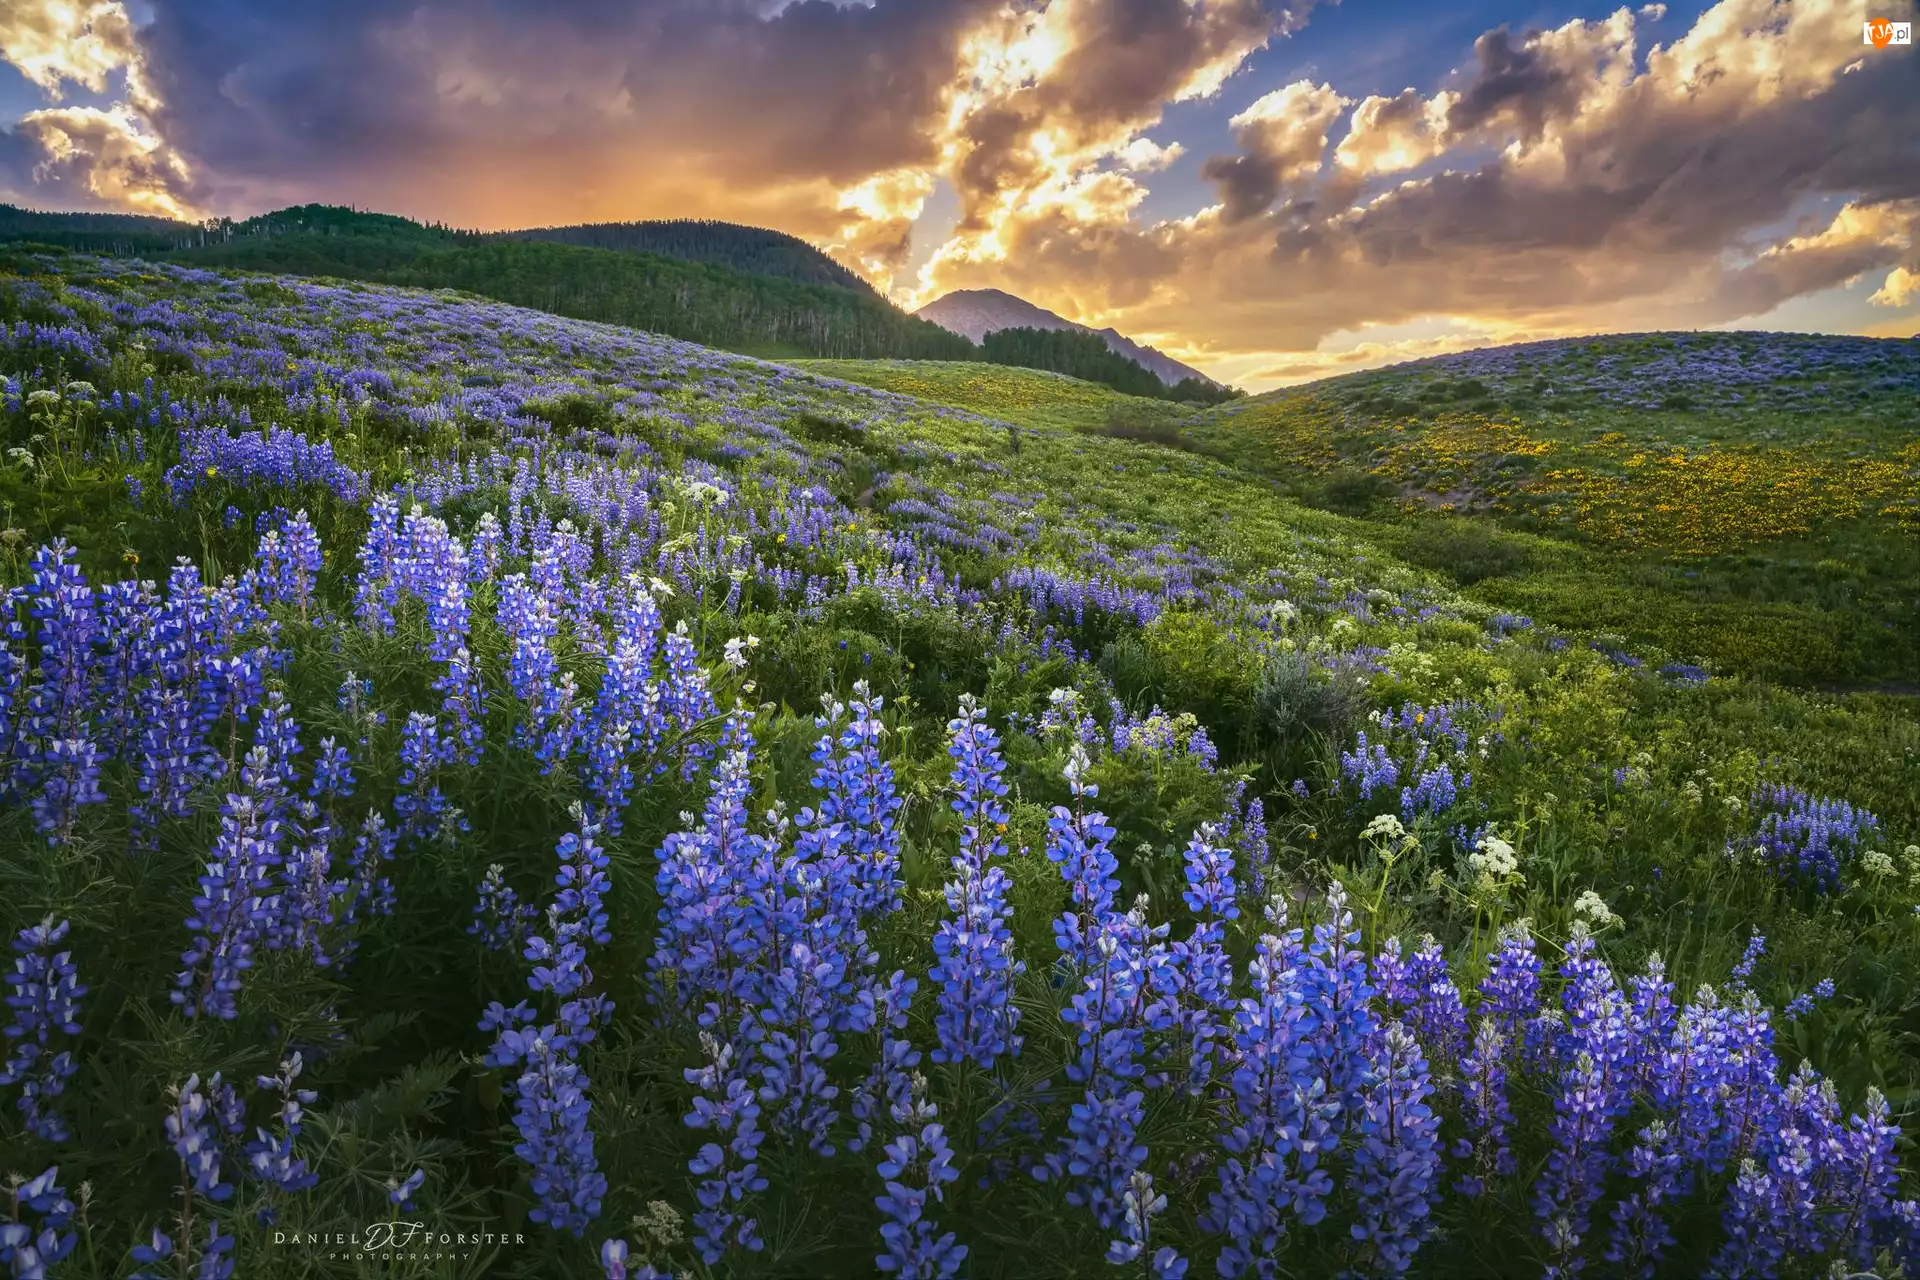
[914,289,1215,388]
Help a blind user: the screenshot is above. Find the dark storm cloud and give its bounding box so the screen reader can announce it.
[130,0,991,215]
[1197,81,1348,223]
[1444,26,1592,143]
[1199,151,1284,223]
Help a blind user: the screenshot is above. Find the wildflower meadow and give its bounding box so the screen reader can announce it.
[1,251,1919,1278]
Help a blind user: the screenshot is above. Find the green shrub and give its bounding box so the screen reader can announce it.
[1082,406,1197,451]
[1316,468,1396,515]
[1253,651,1371,744]
[1401,517,1531,584]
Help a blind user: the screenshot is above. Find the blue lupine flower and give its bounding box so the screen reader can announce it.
[875,1117,966,1278]
[1046,744,1120,970]
[1604,1120,1685,1278]
[1455,1018,1515,1197]
[246,1052,319,1198]
[509,1032,607,1237]
[684,1034,768,1264]
[1748,784,1879,892]
[0,916,87,1142]
[1,1166,77,1277]
[1481,923,1544,1067]
[1349,1022,1443,1274]
[387,1167,426,1214]
[928,696,1024,1069]
[394,711,464,846]
[1301,882,1376,1132]
[1204,892,1337,1277]
[173,786,281,1021]
[470,864,538,952]
[163,1073,238,1204]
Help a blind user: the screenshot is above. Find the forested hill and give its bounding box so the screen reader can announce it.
[0,204,965,358]
[982,326,1241,404]
[375,241,973,359]
[498,220,878,295]
[0,203,189,254]
[163,232,975,360]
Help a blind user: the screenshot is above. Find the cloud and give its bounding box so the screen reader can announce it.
[1201,80,1349,221]
[1114,136,1184,172]
[1332,89,1454,178]
[940,0,1277,223]
[0,0,200,214]
[0,0,146,101]
[7,103,201,218]
[1871,266,1920,309]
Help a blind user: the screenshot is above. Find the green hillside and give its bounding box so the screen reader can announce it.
[0,204,970,360]
[142,207,970,360]
[0,205,1246,395]
[1172,333,1920,688]
[797,357,1197,430]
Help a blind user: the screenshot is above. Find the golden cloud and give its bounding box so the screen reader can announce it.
[15,103,200,219]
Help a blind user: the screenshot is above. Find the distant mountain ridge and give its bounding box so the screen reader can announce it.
[915,288,1216,388]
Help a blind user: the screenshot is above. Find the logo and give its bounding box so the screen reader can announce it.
[272,1221,529,1263]
[1864,18,1912,47]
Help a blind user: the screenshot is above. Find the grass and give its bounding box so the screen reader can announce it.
[1147,343,1920,689]
[797,358,1194,433]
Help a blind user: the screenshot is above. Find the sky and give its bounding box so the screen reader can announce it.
[2,0,1916,392]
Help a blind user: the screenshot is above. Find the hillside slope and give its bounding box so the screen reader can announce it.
[137,208,973,360]
[0,204,963,360]
[1184,331,1920,685]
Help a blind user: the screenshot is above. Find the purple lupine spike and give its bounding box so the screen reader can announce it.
[928,695,1023,1070]
[1349,1021,1443,1274]
[1454,1018,1514,1197]
[0,916,87,1141]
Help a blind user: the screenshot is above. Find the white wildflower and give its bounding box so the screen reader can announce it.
[723,638,751,669]
[1470,833,1519,880]
[1063,743,1093,788]
[1573,890,1619,928]
[1362,813,1406,842]
[1861,849,1896,878]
